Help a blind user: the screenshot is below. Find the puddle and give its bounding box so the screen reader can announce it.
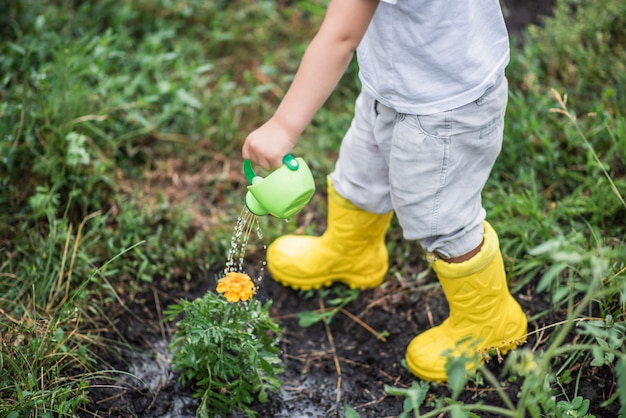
[276,376,338,418]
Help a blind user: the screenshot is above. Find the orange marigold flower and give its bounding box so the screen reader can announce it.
[217,272,256,303]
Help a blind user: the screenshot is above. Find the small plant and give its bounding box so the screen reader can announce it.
[166,274,283,418]
[556,396,594,418]
[384,380,430,418]
[296,286,360,327]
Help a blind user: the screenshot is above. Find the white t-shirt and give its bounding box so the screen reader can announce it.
[357,0,510,114]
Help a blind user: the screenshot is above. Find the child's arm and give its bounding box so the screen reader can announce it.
[242,0,379,169]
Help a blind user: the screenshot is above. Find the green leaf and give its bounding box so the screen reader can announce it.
[551,250,584,264]
[450,404,470,418]
[384,381,429,413]
[528,239,563,256]
[446,355,468,400]
[536,262,568,293]
[344,403,361,418]
[15,384,24,402]
[258,387,268,403]
[176,88,203,109]
[6,41,26,55]
[590,345,606,367]
[552,286,571,304]
[570,396,583,410]
[296,309,337,327]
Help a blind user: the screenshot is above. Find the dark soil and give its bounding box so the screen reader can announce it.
[78,2,621,417]
[80,255,619,417]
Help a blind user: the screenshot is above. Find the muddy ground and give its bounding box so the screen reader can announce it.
[77,2,621,417]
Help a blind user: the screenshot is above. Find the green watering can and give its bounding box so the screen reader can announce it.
[244,154,315,219]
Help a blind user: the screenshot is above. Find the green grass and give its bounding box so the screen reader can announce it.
[1,0,625,416]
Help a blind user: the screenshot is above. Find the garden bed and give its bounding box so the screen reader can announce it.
[81,259,619,417]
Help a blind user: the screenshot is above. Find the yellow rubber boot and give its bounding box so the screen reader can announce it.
[267,179,393,290]
[405,221,527,381]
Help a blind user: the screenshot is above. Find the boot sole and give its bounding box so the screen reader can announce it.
[271,268,387,291]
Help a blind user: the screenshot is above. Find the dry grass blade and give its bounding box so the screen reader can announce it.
[340,308,387,342]
[549,87,626,208]
[319,295,342,406]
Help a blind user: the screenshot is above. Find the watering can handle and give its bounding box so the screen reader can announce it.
[243,154,299,184]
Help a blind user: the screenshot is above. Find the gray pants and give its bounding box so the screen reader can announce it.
[331,75,508,259]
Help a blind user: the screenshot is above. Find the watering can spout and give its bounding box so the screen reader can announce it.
[245,178,269,216]
[243,155,315,219]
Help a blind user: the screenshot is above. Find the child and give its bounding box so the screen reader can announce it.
[242,0,527,381]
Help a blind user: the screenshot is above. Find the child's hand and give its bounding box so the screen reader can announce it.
[242,117,298,169]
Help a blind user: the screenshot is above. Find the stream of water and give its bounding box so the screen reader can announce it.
[224,207,265,283]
